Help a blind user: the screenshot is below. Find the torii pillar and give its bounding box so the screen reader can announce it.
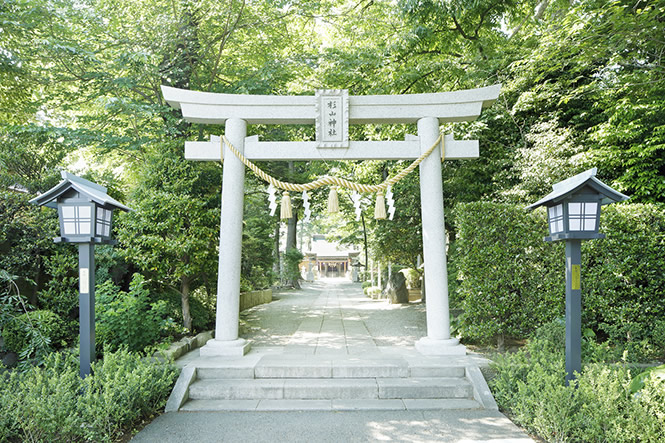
[162,85,500,356]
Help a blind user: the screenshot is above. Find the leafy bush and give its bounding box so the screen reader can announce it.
[0,349,177,442]
[365,286,382,297]
[400,268,421,289]
[453,202,665,359]
[582,204,665,359]
[361,281,372,290]
[490,324,665,442]
[453,202,563,343]
[37,249,79,321]
[2,309,65,357]
[96,274,170,353]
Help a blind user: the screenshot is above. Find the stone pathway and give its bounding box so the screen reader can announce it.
[134,279,534,442]
[239,279,427,352]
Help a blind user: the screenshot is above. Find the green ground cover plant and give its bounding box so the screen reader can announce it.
[0,349,177,442]
[489,321,665,442]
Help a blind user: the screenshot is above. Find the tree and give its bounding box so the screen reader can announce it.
[116,149,220,330]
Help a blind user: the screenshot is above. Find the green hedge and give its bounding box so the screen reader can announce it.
[453,202,665,359]
[0,349,177,442]
[453,202,563,342]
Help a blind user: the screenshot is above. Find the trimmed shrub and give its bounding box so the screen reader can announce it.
[453,202,563,343]
[2,309,65,355]
[37,249,79,320]
[453,202,665,359]
[489,324,665,442]
[0,349,177,442]
[582,204,665,359]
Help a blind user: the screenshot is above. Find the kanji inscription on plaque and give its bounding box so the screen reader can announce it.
[315,89,349,148]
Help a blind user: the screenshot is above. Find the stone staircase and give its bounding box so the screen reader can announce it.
[166,353,497,412]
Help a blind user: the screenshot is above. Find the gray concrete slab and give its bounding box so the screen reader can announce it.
[132,410,534,442]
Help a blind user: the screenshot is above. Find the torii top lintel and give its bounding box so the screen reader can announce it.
[161,84,501,125]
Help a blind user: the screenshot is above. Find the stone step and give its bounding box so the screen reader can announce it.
[409,364,466,378]
[194,355,466,380]
[188,377,473,401]
[254,356,411,379]
[181,398,482,412]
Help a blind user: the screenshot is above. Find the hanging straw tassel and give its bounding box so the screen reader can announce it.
[328,186,339,213]
[280,192,292,219]
[374,192,386,219]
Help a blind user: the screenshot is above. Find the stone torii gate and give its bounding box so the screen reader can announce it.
[162,85,500,357]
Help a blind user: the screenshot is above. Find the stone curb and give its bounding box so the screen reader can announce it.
[165,366,197,412]
[154,331,213,363]
[465,365,498,410]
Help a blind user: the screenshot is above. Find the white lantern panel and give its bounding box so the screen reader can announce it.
[569,218,581,231]
[79,206,91,219]
[64,222,76,235]
[104,209,112,221]
[568,202,582,215]
[79,221,91,235]
[548,204,564,234]
[568,202,598,232]
[585,202,598,216]
[62,206,76,218]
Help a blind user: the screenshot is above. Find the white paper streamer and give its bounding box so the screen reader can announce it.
[386,186,395,221]
[352,191,362,221]
[268,183,277,216]
[302,190,311,222]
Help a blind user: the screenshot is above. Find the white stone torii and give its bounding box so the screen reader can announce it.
[162,84,501,356]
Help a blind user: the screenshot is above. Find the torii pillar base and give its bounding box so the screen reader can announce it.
[200,338,250,357]
[415,337,466,356]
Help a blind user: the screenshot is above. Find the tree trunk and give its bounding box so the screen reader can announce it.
[273,219,280,276]
[181,276,192,331]
[286,195,300,288]
[497,333,505,352]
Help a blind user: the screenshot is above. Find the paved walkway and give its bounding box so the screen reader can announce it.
[133,280,533,442]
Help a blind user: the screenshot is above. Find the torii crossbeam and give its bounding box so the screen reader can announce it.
[162,84,501,356]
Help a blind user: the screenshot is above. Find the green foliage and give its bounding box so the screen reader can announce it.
[78,349,178,441]
[490,323,665,442]
[283,247,304,285]
[0,349,177,442]
[361,281,372,289]
[37,248,79,321]
[583,204,665,360]
[400,268,421,289]
[0,190,59,299]
[453,202,563,342]
[96,274,170,353]
[1,309,64,361]
[454,202,665,360]
[629,364,665,396]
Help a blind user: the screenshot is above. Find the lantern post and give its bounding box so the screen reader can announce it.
[527,168,628,384]
[30,171,131,378]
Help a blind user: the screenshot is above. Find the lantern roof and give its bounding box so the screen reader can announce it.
[29,171,131,212]
[526,168,629,211]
